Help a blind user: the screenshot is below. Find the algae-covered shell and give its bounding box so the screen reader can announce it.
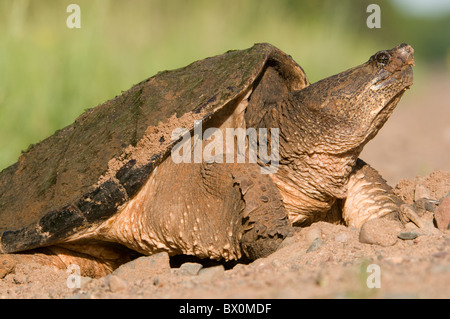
[0,43,308,253]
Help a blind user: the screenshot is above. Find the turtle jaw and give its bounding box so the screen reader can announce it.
[370,65,412,122]
[359,44,414,145]
[359,78,410,148]
[363,88,406,145]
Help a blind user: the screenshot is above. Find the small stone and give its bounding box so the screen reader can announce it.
[435,196,450,231]
[359,218,400,246]
[104,275,128,292]
[198,265,225,282]
[397,231,418,240]
[178,262,203,276]
[414,198,437,214]
[306,237,323,253]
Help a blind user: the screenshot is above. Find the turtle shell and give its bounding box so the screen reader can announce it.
[0,43,308,253]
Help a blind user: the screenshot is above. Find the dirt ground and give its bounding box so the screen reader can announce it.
[0,72,449,299]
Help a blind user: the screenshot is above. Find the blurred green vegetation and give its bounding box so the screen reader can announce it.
[0,0,449,171]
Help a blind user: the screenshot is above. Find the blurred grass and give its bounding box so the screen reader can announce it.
[0,0,449,171]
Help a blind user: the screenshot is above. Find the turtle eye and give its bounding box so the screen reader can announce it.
[375,51,390,66]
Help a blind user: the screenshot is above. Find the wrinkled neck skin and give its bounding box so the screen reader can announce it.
[262,96,362,226]
[260,43,414,226]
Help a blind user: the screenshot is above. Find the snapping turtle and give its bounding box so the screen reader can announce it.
[0,43,419,278]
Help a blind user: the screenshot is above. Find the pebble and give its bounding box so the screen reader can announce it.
[359,218,400,246]
[435,196,450,231]
[414,198,437,213]
[178,262,203,276]
[306,237,323,253]
[397,231,418,240]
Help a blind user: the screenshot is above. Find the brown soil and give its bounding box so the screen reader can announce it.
[1,72,449,299]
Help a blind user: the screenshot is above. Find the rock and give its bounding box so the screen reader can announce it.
[306,238,323,253]
[178,262,203,276]
[359,218,400,246]
[397,231,418,240]
[414,198,437,214]
[104,274,129,292]
[435,196,450,231]
[112,252,170,282]
[198,265,225,282]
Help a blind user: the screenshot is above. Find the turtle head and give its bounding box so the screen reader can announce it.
[289,43,414,154]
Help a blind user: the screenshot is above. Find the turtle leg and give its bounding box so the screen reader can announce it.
[231,163,292,259]
[342,159,424,231]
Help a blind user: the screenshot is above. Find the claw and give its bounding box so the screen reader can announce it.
[400,204,424,228]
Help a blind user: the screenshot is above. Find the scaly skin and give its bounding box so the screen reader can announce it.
[260,43,416,227]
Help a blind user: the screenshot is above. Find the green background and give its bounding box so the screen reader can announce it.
[1,0,449,171]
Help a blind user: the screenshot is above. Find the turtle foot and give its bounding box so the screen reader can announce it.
[359,203,440,246]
